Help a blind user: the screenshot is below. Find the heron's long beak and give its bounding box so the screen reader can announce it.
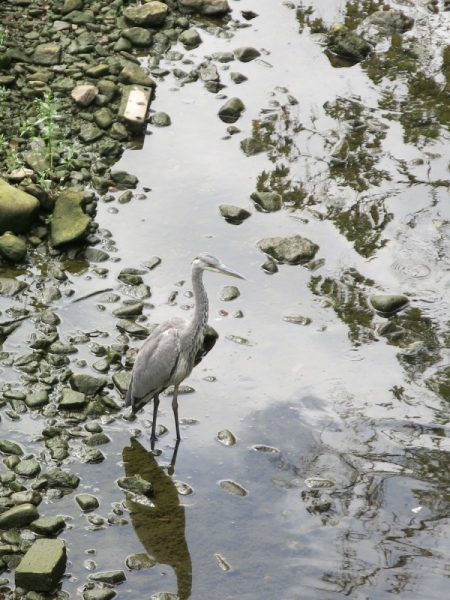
[216,263,247,280]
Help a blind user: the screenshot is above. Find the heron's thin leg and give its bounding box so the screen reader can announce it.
[151,395,160,442]
[172,385,181,441]
[168,439,181,476]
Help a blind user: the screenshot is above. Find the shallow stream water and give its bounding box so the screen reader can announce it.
[4,0,450,598]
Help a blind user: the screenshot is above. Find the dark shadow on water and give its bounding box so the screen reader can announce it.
[123,438,192,600]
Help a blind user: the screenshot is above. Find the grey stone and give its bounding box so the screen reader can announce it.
[38,286,62,305]
[89,571,126,585]
[257,235,319,264]
[234,46,261,62]
[118,63,155,87]
[0,232,26,262]
[251,191,282,212]
[241,137,269,156]
[48,341,77,354]
[40,468,80,489]
[11,490,42,506]
[230,71,248,83]
[218,204,251,223]
[122,27,153,47]
[30,516,65,535]
[75,494,99,511]
[61,0,83,14]
[0,504,39,529]
[0,179,39,235]
[83,588,117,600]
[0,440,23,456]
[211,51,234,62]
[118,283,151,299]
[116,319,149,337]
[0,278,28,297]
[71,84,99,106]
[14,458,41,478]
[68,30,96,54]
[178,0,230,15]
[220,285,240,301]
[51,189,90,247]
[123,2,168,26]
[112,303,144,317]
[179,29,202,47]
[82,433,111,447]
[15,538,66,592]
[110,170,138,188]
[219,479,248,496]
[93,108,114,130]
[125,553,156,570]
[141,256,161,270]
[33,43,62,66]
[370,294,409,314]
[112,371,131,394]
[117,475,153,496]
[84,248,110,262]
[151,112,171,127]
[25,392,49,409]
[326,25,372,61]
[79,124,104,144]
[200,63,219,81]
[59,388,87,409]
[217,429,237,446]
[70,374,107,396]
[218,97,245,123]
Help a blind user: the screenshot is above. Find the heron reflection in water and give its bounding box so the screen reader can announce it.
[123,438,192,599]
[126,253,246,444]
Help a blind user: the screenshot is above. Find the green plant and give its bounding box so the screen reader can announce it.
[34,92,61,171]
[5,149,24,172]
[0,27,9,46]
[19,117,36,140]
[58,139,79,169]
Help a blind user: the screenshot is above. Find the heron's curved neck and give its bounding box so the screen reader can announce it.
[186,264,208,340]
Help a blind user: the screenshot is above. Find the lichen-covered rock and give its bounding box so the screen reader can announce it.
[30,516,66,535]
[257,235,319,264]
[39,468,80,489]
[51,188,90,247]
[0,179,40,235]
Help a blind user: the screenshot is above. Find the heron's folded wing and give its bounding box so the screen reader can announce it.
[131,327,181,401]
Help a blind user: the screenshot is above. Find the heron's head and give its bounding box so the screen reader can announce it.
[193,253,246,280]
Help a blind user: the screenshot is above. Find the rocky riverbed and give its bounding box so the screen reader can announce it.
[2,0,450,598]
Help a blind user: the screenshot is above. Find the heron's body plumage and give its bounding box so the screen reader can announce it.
[124,253,245,442]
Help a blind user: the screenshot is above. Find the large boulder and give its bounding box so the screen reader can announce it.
[50,188,90,247]
[0,179,40,235]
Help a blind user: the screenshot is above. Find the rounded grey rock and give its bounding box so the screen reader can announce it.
[370,294,409,314]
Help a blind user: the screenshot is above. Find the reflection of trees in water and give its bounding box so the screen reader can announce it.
[123,438,192,600]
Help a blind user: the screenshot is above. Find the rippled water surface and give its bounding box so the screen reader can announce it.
[4,0,450,597]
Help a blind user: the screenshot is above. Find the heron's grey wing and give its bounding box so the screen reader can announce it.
[126,319,187,412]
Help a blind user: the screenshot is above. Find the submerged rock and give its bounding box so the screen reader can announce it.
[217,429,237,446]
[125,553,156,570]
[70,374,107,396]
[362,9,414,35]
[326,25,373,62]
[39,468,80,489]
[118,475,153,496]
[257,235,319,264]
[219,480,248,497]
[0,277,28,297]
[89,571,126,585]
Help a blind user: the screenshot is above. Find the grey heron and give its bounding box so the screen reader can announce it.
[125,253,246,442]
